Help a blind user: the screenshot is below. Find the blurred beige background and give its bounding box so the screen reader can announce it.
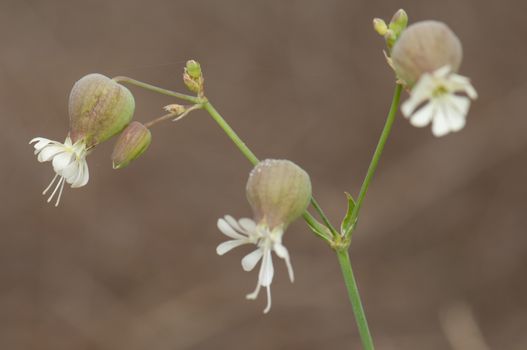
[2,0,526,349]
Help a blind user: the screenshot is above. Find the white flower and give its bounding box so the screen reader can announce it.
[216,215,294,313]
[30,136,89,206]
[401,66,478,137]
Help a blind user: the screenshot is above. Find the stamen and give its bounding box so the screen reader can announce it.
[42,174,59,195]
[284,255,295,283]
[263,286,272,314]
[47,176,64,204]
[55,177,66,207]
[246,282,261,300]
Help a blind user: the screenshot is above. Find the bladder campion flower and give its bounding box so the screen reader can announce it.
[217,159,312,313]
[31,73,135,205]
[30,136,89,206]
[391,20,477,137]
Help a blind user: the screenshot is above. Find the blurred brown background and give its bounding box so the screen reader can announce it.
[2,0,526,349]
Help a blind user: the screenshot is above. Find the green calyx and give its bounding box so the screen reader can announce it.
[69,73,135,148]
[246,159,312,230]
[391,20,463,87]
[111,121,152,169]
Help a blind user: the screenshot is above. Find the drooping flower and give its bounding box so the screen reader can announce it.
[31,73,136,206]
[217,159,312,313]
[391,20,477,136]
[401,66,477,137]
[30,136,89,206]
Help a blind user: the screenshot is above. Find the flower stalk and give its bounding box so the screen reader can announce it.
[112,76,202,104]
[344,84,403,238]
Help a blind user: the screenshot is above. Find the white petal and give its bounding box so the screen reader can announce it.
[431,102,452,137]
[71,160,89,188]
[448,74,478,99]
[447,113,466,132]
[258,248,274,287]
[30,137,54,150]
[37,145,65,162]
[274,243,294,282]
[61,161,81,183]
[445,95,469,132]
[402,93,425,117]
[30,137,51,144]
[64,136,73,147]
[408,101,435,128]
[447,94,470,114]
[241,248,263,271]
[464,83,478,100]
[224,215,244,232]
[52,152,74,172]
[238,218,256,233]
[216,239,249,255]
[433,65,452,78]
[69,161,84,187]
[401,75,435,117]
[448,73,470,87]
[217,218,247,239]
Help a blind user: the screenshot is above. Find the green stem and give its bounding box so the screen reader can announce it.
[310,197,339,237]
[112,76,202,104]
[203,102,259,165]
[144,113,175,128]
[337,249,374,350]
[202,102,332,243]
[110,75,391,350]
[346,84,403,237]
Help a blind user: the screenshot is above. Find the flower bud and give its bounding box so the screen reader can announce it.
[246,159,311,229]
[391,21,463,87]
[69,74,135,147]
[164,104,186,115]
[388,9,408,36]
[111,121,151,169]
[373,18,388,36]
[185,60,202,79]
[183,73,201,94]
[183,59,204,95]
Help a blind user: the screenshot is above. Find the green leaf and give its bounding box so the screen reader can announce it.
[340,192,356,235]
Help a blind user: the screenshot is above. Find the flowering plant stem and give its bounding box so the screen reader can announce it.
[337,249,374,350]
[335,83,402,350]
[345,83,403,238]
[114,75,403,350]
[112,76,202,104]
